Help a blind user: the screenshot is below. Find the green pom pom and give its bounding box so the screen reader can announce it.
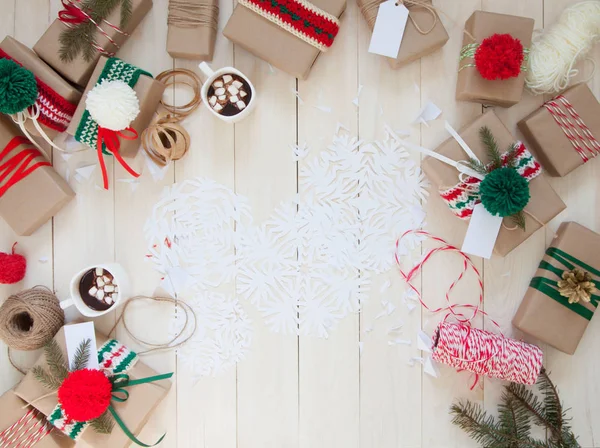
[479,167,530,217]
[0,58,38,115]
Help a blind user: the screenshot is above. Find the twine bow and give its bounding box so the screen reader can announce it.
[396,0,437,34]
[97,126,140,190]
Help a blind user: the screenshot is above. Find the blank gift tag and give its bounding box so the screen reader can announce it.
[461,203,503,259]
[368,1,409,58]
[64,322,99,370]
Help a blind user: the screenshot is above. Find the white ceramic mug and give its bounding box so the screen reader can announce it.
[60,263,130,317]
[199,62,257,123]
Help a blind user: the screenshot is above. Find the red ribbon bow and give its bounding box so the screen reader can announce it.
[97,127,140,190]
[0,136,51,198]
[58,0,90,25]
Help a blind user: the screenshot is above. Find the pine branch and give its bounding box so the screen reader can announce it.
[120,0,133,28]
[479,126,503,170]
[538,371,580,447]
[509,211,527,231]
[504,143,519,169]
[32,366,62,390]
[498,390,532,443]
[467,158,489,176]
[71,339,91,371]
[44,339,69,382]
[450,402,515,447]
[90,411,115,434]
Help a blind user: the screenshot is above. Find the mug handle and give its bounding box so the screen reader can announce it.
[59,298,75,310]
[198,62,214,79]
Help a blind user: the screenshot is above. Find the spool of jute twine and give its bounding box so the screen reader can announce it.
[168,0,219,30]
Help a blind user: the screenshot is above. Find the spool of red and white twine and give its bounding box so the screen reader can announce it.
[0,407,53,448]
[396,230,543,386]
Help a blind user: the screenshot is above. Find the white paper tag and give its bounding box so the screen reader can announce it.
[461,203,503,259]
[368,1,409,58]
[64,322,99,370]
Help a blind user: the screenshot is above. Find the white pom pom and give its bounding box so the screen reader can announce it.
[85,79,140,131]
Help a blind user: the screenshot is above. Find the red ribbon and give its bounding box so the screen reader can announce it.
[58,0,89,25]
[97,127,140,190]
[0,136,51,198]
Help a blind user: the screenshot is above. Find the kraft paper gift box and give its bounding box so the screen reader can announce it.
[0,389,75,447]
[33,0,153,88]
[456,11,534,107]
[65,56,166,160]
[167,0,218,60]
[0,36,81,140]
[0,115,74,236]
[513,222,600,354]
[357,0,448,69]
[421,110,566,257]
[223,0,346,79]
[518,83,600,177]
[14,325,172,448]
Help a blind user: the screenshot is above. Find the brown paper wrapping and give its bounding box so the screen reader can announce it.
[357,0,448,69]
[0,389,75,448]
[14,325,172,448]
[518,83,600,177]
[33,0,153,87]
[166,0,218,60]
[223,0,346,79]
[0,116,74,236]
[513,222,600,354]
[421,110,566,257]
[65,56,166,159]
[0,36,82,140]
[456,11,534,107]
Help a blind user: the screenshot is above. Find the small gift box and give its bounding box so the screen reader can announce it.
[358,0,448,69]
[518,83,600,177]
[0,36,81,141]
[0,115,74,236]
[513,222,600,354]
[456,11,534,107]
[421,110,565,257]
[14,323,172,448]
[166,0,219,60]
[33,0,153,87]
[223,0,346,79]
[64,56,165,189]
[0,389,74,447]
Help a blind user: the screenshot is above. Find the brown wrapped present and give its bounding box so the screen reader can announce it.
[421,111,565,257]
[358,0,448,69]
[167,0,219,60]
[223,0,346,79]
[518,83,600,177]
[0,36,81,140]
[0,389,74,447]
[33,0,153,87]
[513,222,600,354]
[0,116,74,236]
[456,11,534,107]
[14,325,172,448]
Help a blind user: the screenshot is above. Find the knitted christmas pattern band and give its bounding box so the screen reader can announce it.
[544,95,600,163]
[440,142,541,219]
[75,57,151,154]
[0,49,77,132]
[238,0,340,52]
[0,136,51,198]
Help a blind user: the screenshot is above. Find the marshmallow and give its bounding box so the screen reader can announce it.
[106,295,114,305]
[233,80,243,89]
[89,287,98,296]
[230,95,239,103]
[213,80,224,88]
[105,285,115,293]
[218,95,227,102]
[97,278,105,288]
[95,267,104,276]
[214,103,223,112]
[228,85,239,95]
[215,87,226,96]
[236,101,247,110]
[102,275,111,283]
[223,75,233,84]
[209,96,217,106]
[97,290,105,301]
[240,91,248,98]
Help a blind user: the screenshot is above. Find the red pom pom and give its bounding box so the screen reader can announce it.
[58,369,112,422]
[0,243,26,284]
[474,34,524,81]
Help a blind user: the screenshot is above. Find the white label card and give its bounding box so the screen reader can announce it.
[64,322,99,370]
[368,1,409,59]
[461,203,503,260]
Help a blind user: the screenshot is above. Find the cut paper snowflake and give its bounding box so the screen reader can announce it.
[170,289,252,378]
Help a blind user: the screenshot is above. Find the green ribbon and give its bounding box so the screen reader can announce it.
[106,372,174,447]
[529,247,600,321]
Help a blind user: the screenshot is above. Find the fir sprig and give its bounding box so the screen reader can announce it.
[45,339,69,382]
[90,411,115,434]
[480,126,502,170]
[32,366,63,390]
[120,0,133,28]
[71,338,91,371]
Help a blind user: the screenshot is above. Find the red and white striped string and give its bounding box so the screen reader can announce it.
[0,408,52,448]
[395,230,543,386]
[544,94,600,163]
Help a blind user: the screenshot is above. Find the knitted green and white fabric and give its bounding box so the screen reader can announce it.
[48,405,89,441]
[75,57,151,155]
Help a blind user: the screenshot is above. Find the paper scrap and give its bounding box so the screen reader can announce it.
[291,143,310,161]
[60,153,73,162]
[413,82,420,94]
[388,322,404,334]
[38,256,49,263]
[407,356,424,366]
[64,322,99,370]
[412,101,442,126]
[268,63,275,74]
[352,84,363,107]
[293,89,304,105]
[314,105,332,113]
[75,164,96,180]
[143,151,169,182]
[118,178,141,192]
[359,341,364,354]
[423,356,439,378]
[462,203,503,259]
[336,122,350,134]
[417,330,433,353]
[388,338,411,346]
[368,1,409,58]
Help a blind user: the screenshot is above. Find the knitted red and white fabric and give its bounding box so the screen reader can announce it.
[0,49,77,132]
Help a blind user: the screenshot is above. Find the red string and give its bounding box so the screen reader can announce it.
[0,136,51,198]
[97,126,140,190]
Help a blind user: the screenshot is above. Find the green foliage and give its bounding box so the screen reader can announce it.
[451,370,580,448]
[120,0,132,28]
[45,339,69,382]
[71,338,91,371]
[480,126,503,170]
[32,366,63,390]
[510,210,527,231]
[0,58,38,114]
[90,411,115,434]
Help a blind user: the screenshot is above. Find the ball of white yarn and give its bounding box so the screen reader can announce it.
[85,79,140,131]
[526,1,600,95]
